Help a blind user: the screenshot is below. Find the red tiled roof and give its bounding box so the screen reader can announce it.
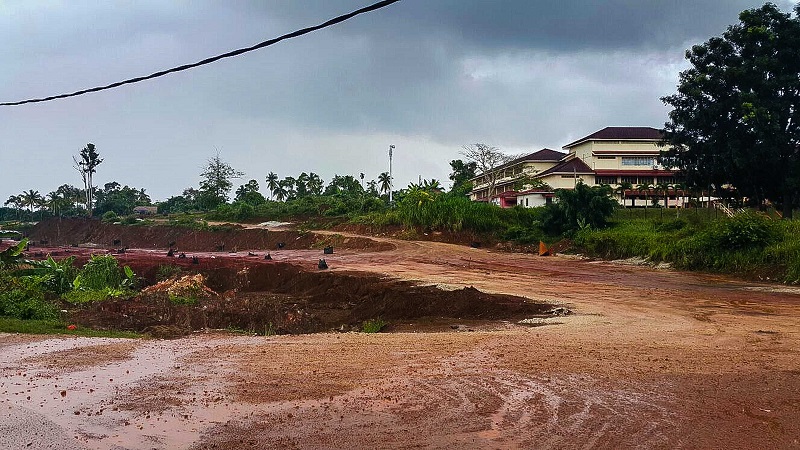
[526,148,567,161]
[563,127,664,148]
[473,148,567,178]
[536,158,594,177]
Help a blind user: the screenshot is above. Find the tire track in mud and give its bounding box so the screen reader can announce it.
[197,346,677,449]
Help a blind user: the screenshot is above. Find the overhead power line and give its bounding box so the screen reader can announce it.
[1,0,402,106]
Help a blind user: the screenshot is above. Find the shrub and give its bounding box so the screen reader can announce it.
[704,213,776,250]
[542,183,617,234]
[0,274,59,320]
[361,318,387,333]
[101,211,119,223]
[72,255,137,291]
[120,215,138,225]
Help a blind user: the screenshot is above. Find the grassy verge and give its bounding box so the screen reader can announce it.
[575,211,800,283]
[0,317,141,338]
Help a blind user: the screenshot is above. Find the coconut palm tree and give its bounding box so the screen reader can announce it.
[281,177,296,200]
[266,172,279,200]
[274,181,289,202]
[296,172,310,198]
[306,172,323,196]
[378,172,391,196]
[615,182,633,208]
[21,190,43,213]
[637,182,653,216]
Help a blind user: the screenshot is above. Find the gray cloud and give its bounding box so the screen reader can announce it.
[0,1,795,201]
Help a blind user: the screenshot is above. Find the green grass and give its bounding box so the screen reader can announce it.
[0,317,140,338]
[576,210,800,282]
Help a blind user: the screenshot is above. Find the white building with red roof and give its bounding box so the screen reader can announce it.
[469,127,687,208]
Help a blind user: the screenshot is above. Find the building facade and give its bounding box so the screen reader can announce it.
[469,127,687,207]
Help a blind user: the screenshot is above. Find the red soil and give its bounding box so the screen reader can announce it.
[1,218,799,449]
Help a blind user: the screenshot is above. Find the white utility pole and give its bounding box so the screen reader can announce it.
[389,144,395,204]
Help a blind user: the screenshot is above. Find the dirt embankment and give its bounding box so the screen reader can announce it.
[74,261,554,336]
[27,217,393,252]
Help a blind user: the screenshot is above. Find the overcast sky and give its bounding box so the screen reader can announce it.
[1,0,796,202]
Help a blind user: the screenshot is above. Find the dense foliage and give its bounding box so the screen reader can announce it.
[661,3,800,217]
[0,251,137,324]
[576,211,800,282]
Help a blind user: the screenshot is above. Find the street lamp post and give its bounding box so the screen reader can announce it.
[389,144,395,204]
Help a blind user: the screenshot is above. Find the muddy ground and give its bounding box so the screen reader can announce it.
[1,219,800,448]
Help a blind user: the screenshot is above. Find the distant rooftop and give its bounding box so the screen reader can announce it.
[472,148,566,178]
[563,127,664,148]
[536,157,594,177]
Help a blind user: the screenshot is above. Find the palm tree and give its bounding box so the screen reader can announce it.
[307,173,323,196]
[282,177,296,200]
[4,195,23,220]
[266,172,279,200]
[637,182,652,215]
[378,172,391,196]
[274,181,289,202]
[616,182,633,208]
[366,180,378,196]
[655,181,672,209]
[296,172,310,198]
[22,190,43,213]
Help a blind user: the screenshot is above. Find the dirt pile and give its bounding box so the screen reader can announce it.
[72,262,553,336]
[27,217,393,252]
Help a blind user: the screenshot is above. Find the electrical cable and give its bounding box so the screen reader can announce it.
[0,0,402,106]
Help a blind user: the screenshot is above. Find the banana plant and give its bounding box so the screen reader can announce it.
[0,238,28,268]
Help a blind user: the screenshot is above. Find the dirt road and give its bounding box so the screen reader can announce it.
[2,233,800,449]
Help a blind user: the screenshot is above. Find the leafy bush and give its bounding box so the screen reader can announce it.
[704,213,776,250]
[72,255,136,292]
[0,274,59,320]
[25,256,77,295]
[541,183,617,234]
[120,215,138,225]
[361,318,387,333]
[0,238,28,269]
[101,211,119,223]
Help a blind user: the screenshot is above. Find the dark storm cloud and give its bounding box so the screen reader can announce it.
[253,0,775,52]
[0,0,795,201]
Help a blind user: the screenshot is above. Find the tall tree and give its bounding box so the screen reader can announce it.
[661,3,800,218]
[448,159,478,195]
[56,184,83,211]
[274,181,289,202]
[234,179,266,205]
[199,154,244,209]
[46,191,70,217]
[306,172,324,196]
[296,172,310,198]
[460,144,514,200]
[266,172,279,200]
[324,175,363,196]
[21,189,43,213]
[4,195,23,219]
[73,143,103,217]
[378,172,392,196]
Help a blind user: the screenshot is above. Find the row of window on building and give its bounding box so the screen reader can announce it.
[595,176,679,186]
